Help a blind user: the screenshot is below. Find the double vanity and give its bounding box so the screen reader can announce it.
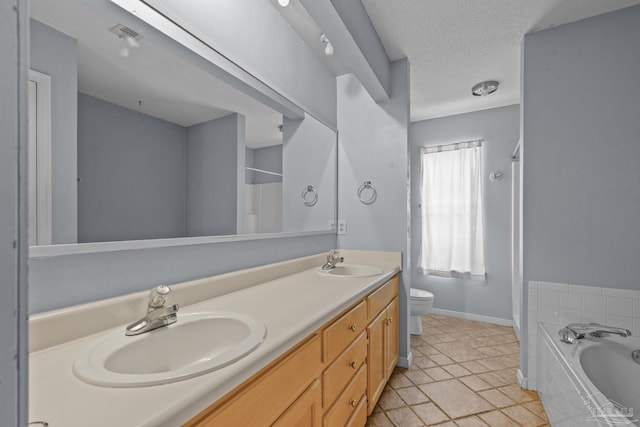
[29,250,401,426]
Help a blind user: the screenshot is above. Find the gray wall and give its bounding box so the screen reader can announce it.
[186,113,245,236]
[282,115,337,232]
[30,19,78,244]
[78,93,187,242]
[336,59,410,364]
[409,105,520,320]
[521,5,640,377]
[1,0,28,423]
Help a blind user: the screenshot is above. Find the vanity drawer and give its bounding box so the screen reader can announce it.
[323,364,367,427]
[323,331,367,407]
[345,393,368,427]
[323,300,367,362]
[367,276,398,321]
[187,334,321,427]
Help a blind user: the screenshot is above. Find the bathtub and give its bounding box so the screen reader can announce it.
[537,323,639,426]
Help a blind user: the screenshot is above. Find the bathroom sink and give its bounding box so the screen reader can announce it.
[73,311,267,387]
[318,263,383,278]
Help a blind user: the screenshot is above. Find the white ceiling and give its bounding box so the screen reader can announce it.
[360,0,640,122]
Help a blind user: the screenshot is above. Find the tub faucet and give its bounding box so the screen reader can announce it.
[321,249,344,270]
[125,285,179,336]
[559,323,632,344]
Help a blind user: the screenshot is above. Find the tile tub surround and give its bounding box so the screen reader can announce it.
[29,250,401,427]
[527,281,640,390]
[367,314,549,426]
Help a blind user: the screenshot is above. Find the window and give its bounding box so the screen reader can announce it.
[418,140,485,279]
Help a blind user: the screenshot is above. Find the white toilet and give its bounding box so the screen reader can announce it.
[409,288,434,335]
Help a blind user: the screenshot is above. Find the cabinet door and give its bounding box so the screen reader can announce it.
[385,297,399,376]
[366,309,386,415]
[272,380,322,427]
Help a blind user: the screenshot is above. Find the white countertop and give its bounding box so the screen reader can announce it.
[29,251,401,426]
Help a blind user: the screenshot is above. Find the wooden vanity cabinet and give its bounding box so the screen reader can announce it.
[366,277,399,415]
[185,274,399,427]
[183,335,322,427]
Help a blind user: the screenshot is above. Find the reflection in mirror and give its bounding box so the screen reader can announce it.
[28,0,336,248]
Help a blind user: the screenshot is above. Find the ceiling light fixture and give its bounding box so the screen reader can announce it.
[320,33,334,56]
[471,80,499,96]
[277,0,290,6]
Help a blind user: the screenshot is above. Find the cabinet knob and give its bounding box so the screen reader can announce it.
[349,323,357,331]
[349,360,357,369]
[349,399,358,408]
[388,318,393,324]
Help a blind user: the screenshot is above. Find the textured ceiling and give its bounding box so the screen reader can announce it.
[361,0,640,122]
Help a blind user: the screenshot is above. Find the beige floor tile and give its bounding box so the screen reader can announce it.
[388,372,413,389]
[411,402,449,425]
[416,345,441,356]
[366,411,394,427]
[385,407,424,427]
[430,353,455,365]
[478,410,520,426]
[377,389,406,411]
[433,342,487,362]
[368,315,548,427]
[442,363,472,378]
[477,371,512,388]
[455,415,489,426]
[522,400,550,422]
[395,386,430,405]
[404,369,434,385]
[459,360,491,374]
[459,375,493,391]
[424,366,454,381]
[419,379,493,418]
[501,405,546,426]
[478,389,517,408]
[476,346,503,357]
[414,355,439,369]
[498,385,538,404]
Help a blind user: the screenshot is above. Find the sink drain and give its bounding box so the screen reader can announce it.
[632,349,640,364]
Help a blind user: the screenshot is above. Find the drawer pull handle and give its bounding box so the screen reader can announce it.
[349,360,357,369]
[349,399,358,408]
[349,323,357,331]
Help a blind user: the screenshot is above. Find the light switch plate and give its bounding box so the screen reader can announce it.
[337,220,347,235]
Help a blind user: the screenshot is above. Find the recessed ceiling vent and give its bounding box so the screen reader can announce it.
[109,24,143,41]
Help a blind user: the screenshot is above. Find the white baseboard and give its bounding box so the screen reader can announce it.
[397,352,413,369]
[517,368,534,389]
[430,308,513,327]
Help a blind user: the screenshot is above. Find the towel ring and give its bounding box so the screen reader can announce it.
[357,181,377,205]
[301,185,318,206]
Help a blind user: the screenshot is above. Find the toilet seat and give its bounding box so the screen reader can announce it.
[410,288,434,300]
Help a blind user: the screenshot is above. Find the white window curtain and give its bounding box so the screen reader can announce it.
[418,140,485,279]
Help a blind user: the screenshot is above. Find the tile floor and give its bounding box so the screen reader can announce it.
[366,314,550,427]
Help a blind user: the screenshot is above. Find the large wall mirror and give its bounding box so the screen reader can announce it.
[28,0,337,253]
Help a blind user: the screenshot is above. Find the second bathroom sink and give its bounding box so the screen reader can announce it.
[73,311,267,387]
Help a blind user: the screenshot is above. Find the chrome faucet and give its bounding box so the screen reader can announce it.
[125,285,179,336]
[559,323,632,344]
[321,249,344,270]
